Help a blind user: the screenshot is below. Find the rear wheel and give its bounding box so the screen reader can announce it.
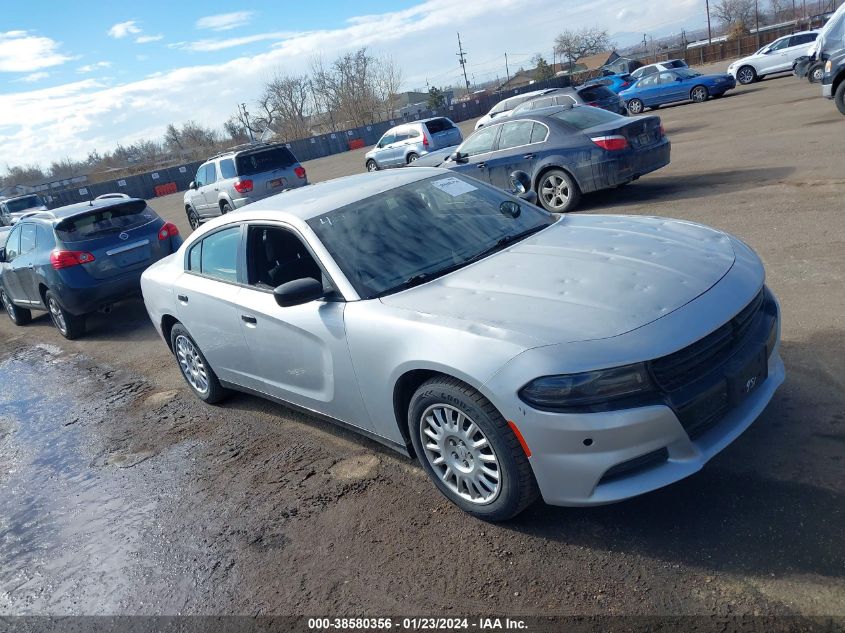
[737,66,757,85]
[627,98,644,115]
[1,288,31,326]
[408,376,539,521]
[46,291,85,340]
[835,82,845,116]
[537,169,581,213]
[220,202,231,215]
[170,323,228,404]
[186,207,200,230]
[406,153,419,164]
[690,85,709,103]
[366,159,379,172]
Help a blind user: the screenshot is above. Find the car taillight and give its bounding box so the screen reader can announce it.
[620,81,631,90]
[233,179,253,193]
[591,135,629,151]
[422,134,430,147]
[50,250,95,269]
[158,222,179,241]
[294,166,306,179]
[587,102,598,107]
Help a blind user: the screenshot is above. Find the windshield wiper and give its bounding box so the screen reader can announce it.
[468,224,549,262]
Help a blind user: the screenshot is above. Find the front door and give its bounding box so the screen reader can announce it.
[11,223,40,304]
[485,120,546,189]
[449,124,500,183]
[760,37,792,73]
[200,162,220,214]
[0,226,28,304]
[234,223,373,429]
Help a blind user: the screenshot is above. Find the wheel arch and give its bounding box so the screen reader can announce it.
[532,162,581,195]
[161,314,180,352]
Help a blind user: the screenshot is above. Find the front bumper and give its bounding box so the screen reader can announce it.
[822,82,833,98]
[490,287,782,507]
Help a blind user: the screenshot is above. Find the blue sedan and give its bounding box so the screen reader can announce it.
[619,68,737,115]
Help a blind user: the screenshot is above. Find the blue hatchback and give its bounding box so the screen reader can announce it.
[619,68,736,115]
[0,197,182,339]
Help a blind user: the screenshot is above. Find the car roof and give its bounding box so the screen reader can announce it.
[208,168,451,224]
[26,197,148,224]
[206,142,292,162]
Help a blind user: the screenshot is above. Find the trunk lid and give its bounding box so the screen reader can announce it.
[423,118,463,150]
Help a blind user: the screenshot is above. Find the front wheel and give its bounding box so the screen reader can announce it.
[833,81,845,116]
[170,323,228,404]
[46,291,85,339]
[187,207,200,230]
[408,376,539,521]
[537,169,581,213]
[627,98,644,115]
[1,288,31,326]
[809,63,824,83]
[690,85,709,103]
[737,66,757,85]
[366,159,379,172]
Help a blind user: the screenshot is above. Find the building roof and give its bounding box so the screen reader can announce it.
[574,50,620,70]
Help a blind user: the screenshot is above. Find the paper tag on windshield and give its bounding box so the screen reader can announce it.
[431,177,477,197]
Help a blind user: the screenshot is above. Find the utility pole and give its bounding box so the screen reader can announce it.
[505,52,510,84]
[754,0,761,48]
[706,0,713,43]
[642,33,648,52]
[238,103,255,142]
[456,33,470,91]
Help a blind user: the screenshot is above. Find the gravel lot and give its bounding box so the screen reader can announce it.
[0,71,843,621]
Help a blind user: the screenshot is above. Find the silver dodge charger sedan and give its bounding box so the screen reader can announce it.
[141,167,784,521]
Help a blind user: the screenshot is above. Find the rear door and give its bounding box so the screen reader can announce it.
[658,71,688,104]
[631,73,660,106]
[13,223,40,303]
[485,120,548,189]
[424,118,462,149]
[53,201,170,280]
[199,162,219,211]
[235,146,301,197]
[0,226,28,304]
[385,129,410,166]
[189,164,209,214]
[450,124,500,182]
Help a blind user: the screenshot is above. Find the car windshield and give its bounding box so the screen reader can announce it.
[55,200,156,242]
[306,175,555,299]
[674,68,701,79]
[6,196,43,213]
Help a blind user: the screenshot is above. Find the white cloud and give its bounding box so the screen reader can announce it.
[176,32,294,52]
[0,31,72,72]
[135,34,163,43]
[77,61,112,73]
[1,0,703,168]
[196,11,255,31]
[15,71,50,83]
[108,20,142,39]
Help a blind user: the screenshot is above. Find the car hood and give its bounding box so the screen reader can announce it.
[379,215,736,346]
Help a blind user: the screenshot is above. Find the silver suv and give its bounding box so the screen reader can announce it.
[184,143,308,229]
[0,194,48,226]
[365,118,462,171]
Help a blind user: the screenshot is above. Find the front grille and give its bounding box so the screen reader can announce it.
[674,382,731,439]
[650,289,765,392]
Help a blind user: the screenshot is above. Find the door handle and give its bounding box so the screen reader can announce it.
[241,315,257,324]
[477,162,486,169]
[523,153,534,159]
[27,264,34,269]
[177,294,188,303]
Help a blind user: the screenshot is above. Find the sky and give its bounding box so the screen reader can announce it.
[0,0,707,170]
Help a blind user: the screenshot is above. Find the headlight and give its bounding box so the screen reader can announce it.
[519,364,653,409]
[825,60,832,73]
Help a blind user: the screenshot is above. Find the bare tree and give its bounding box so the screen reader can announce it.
[712,0,756,29]
[1,164,47,187]
[223,116,250,143]
[258,73,315,141]
[373,55,403,119]
[554,27,614,73]
[164,123,184,153]
[310,48,385,129]
[179,121,218,149]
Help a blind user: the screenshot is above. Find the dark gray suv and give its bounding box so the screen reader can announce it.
[184,143,308,230]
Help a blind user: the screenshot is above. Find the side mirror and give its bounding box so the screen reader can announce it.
[188,181,197,190]
[451,151,468,163]
[274,277,324,307]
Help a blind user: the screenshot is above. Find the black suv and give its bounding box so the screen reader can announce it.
[822,49,845,115]
[0,197,181,339]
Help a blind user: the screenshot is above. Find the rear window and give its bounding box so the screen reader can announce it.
[6,196,43,213]
[552,107,623,130]
[424,118,455,133]
[235,147,297,176]
[577,85,615,102]
[55,200,156,242]
[666,59,687,68]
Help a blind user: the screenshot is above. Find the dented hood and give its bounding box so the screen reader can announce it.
[380,215,736,346]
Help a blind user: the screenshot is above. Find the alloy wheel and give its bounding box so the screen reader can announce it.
[419,404,501,505]
[188,209,200,230]
[692,87,708,102]
[48,297,67,334]
[366,161,378,172]
[738,68,755,84]
[812,67,824,82]
[175,335,209,395]
[540,174,571,211]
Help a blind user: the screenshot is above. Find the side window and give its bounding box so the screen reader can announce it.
[460,126,498,157]
[379,133,396,148]
[407,128,420,138]
[498,121,535,150]
[219,158,236,179]
[198,226,241,283]
[246,226,322,289]
[530,122,549,144]
[556,95,577,106]
[642,66,657,77]
[188,241,202,271]
[769,38,790,51]
[195,165,208,187]
[659,72,677,84]
[639,75,657,88]
[394,130,410,143]
[19,224,37,254]
[206,163,218,184]
[4,227,21,261]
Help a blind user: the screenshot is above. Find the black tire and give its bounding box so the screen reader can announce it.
[170,323,228,404]
[627,98,644,115]
[737,65,757,85]
[835,81,845,116]
[808,63,824,83]
[220,202,231,215]
[408,376,539,521]
[690,85,709,103]
[365,159,379,172]
[186,206,200,230]
[45,290,85,340]
[1,288,31,326]
[536,168,581,213]
[406,153,419,164]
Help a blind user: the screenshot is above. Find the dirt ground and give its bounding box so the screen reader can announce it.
[0,70,843,624]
